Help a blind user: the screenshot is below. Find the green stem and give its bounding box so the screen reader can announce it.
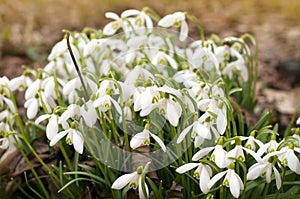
[109,110,119,146]
[59,142,73,170]
[263,183,270,198]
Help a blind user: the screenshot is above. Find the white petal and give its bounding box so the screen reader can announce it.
[246,163,265,180]
[105,12,120,20]
[166,101,181,126]
[273,166,282,189]
[46,115,58,140]
[49,130,69,146]
[112,172,136,189]
[229,172,241,198]
[103,21,119,36]
[158,14,174,27]
[110,96,122,115]
[179,21,188,41]
[286,150,300,174]
[192,147,214,161]
[138,178,149,199]
[130,130,149,149]
[72,130,84,154]
[176,163,199,174]
[200,166,211,194]
[208,170,227,189]
[177,124,193,143]
[0,138,9,149]
[35,114,51,125]
[121,9,140,18]
[150,132,166,152]
[3,97,16,113]
[27,99,39,119]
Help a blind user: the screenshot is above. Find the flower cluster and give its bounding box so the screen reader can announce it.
[0,8,299,199]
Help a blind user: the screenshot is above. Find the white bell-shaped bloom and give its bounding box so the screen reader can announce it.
[35,113,60,140]
[112,168,149,199]
[93,94,122,115]
[130,124,166,152]
[192,142,228,168]
[158,12,188,41]
[246,150,284,189]
[121,9,153,30]
[176,162,212,194]
[9,74,32,91]
[103,12,123,35]
[278,146,300,174]
[50,124,84,154]
[208,165,244,198]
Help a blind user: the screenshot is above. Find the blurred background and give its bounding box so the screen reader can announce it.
[0,0,300,124]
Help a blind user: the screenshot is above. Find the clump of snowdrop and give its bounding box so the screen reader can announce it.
[1,7,299,199]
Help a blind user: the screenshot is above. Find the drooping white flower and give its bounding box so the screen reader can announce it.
[157,95,182,127]
[192,139,229,168]
[241,131,264,151]
[177,114,211,147]
[50,123,84,154]
[133,85,160,113]
[35,113,60,140]
[158,11,188,41]
[63,76,97,97]
[80,100,98,128]
[208,164,244,198]
[9,74,32,91]
[278,145,300,174]
[103,12,123,35]
[246,150,284,189]
[176,162,212,194]
[121,9,153,30]
[93,94,122,115]
[151,51,178,70]
[257,135,279,156]
[191,47,219,73]
[130,123,166,152]
[112,166,149,199]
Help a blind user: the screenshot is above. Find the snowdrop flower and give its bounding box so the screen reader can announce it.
[24,95,40,119]
[9,73,32,91]
[112,165,149,199]
[278,145,300,174]
[191,47,219,72]
[25,77,42,100]
[42,76,64,99]
[176,162,212,193]
[151,51,178,70]
[157,94,182,127]
[241,131,264,151]
[192,138,228,168]
[158,11,188,41]
[257,135,279,156]
[93,93,122,115]
[292,129,300,147]
[226,138,246,165]
[97,80,116,98]
[103,12,123,35]
[121,9,153,30]
[222,48,248,81]
[80,100,98,128]
[246,150,284,189]
[124,66,153,86]
[0,76,10,96]
[133,85,160,114]
[208,163,244,198]
[130,123,166,152]
[63,75,97,97]
[35,113,60,140]
[50,122,84,154]
[177,114,211,147]
[119,103,132,123]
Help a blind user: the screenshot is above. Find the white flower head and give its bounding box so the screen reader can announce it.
[176,162,212,194]
[130,123,166,152]
[112,164,150,199]
[278,145,300,174]
[208,163,244,198]
[158,11,188,41]
[50,122,84,154]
